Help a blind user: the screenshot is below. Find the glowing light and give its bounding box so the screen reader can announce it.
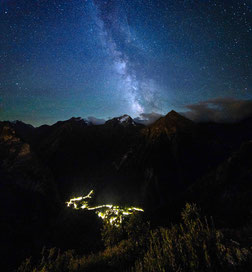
[66,190,144,226]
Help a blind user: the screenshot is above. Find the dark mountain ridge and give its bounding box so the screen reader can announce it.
[1,111,252,270]
[4,111,252,202]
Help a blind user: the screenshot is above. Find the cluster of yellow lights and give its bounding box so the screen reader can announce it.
[66,190,144,225]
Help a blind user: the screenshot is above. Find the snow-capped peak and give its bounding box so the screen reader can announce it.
[119,115,131,123]
[105,114,137,127]
[118,115,136,126]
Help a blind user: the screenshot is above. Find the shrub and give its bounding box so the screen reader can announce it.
[18,204,252,272]
[101,212,149,248]
[132,203,252,272]
[101,210,126,247]
[18,213,149,272]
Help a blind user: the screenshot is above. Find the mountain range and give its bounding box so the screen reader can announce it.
[1,111,252,270]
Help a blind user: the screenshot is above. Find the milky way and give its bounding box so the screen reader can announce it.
[0,0,251,126]
[91,0,163,116]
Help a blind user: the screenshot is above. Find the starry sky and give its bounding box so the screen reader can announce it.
[0,0,251,126]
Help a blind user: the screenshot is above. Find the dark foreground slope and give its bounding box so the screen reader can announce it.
[0,123,60,270]
[1,111,252,270]
[187,140,252,227]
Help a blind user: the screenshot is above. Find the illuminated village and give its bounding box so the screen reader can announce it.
[66,190,144,225]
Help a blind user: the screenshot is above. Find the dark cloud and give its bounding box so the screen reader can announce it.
[183,97,252,123]
[134,112,163,125]
[87,116,106,125]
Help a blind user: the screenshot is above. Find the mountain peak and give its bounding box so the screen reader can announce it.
[54,117,92,127]
[167,110,180,116]
[105,114,137,127]
[162,110,193,123]
[166,110,186,119]
[145,110,194,138]
[118,114,133,123]
[10,120,34,128]
[69,117,91,124]
[70,117,83,122]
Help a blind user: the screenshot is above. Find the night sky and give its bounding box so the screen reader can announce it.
[0,0,251,126]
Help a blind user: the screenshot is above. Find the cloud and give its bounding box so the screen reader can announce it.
[87,116,106,125]
[134,112,163,125]
[183,97,252,123]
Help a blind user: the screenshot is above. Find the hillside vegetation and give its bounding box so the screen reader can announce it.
[18,204,252,272]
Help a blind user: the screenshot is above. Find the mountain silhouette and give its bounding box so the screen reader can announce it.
[1,111,252,270]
